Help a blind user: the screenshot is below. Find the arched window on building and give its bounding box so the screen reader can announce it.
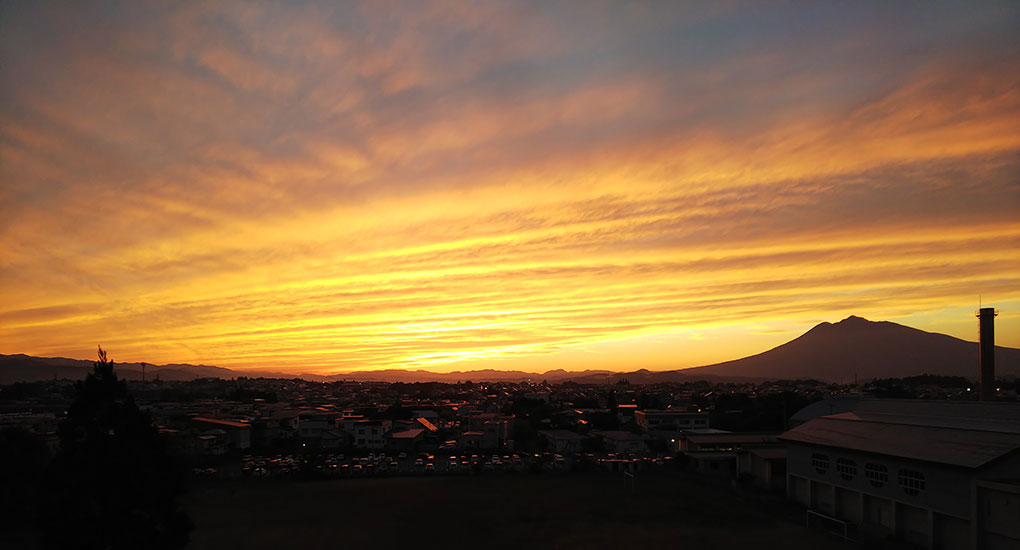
[812,453,829,475]
[836,458,856,481]
[898,469,925,496]
[865,463,888,488]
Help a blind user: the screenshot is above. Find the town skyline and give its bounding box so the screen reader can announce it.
[2,2,1019,374]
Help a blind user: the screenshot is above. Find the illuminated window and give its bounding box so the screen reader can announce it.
[812,453,829,475]
[836,458,857,481]
[898,469,925,496]
[865,463,888,488]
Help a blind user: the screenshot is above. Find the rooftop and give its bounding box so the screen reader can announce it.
[593,430,645,441]
[685,433,780,445]
[416,417,438,432]
[854,399,1020,423]
[779,401,1020,468]
[746,447,788,460]
[388,428,425,439]
[192,416,250,429]
[638,409,704,416]
[538,429,587,441]
[684,450,737,459]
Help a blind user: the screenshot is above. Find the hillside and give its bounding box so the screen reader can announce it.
[0,354,241,384]
[678,315,1020,381]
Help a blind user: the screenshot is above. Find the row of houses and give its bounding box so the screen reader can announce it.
[539,429,647,454]
[152,404,719,457]
[157,408,515,456]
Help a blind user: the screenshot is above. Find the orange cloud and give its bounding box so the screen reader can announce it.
[1,1,1018,373]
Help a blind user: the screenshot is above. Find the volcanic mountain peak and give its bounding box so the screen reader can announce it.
[683,315,1018,381]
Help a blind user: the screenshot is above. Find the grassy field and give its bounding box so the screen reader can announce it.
[183,472,847,549]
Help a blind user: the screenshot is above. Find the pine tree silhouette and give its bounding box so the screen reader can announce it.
[44,346,192,549]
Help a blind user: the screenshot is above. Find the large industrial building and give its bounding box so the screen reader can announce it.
[780,399,1020,549]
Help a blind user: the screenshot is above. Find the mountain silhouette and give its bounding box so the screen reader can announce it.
[678,315,1019,381]
[0,354,240,384]
[1,316,1016,384]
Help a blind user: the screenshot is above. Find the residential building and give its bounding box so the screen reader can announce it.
[191,416,251,450]
[539,429,587,453]
[635,409,709,432]
[298,411,336,441]
[386,428,425,451]
[679,432,780,478]
[592,430,647,454]
[351,419,390,449]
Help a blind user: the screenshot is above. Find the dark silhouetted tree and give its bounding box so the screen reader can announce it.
[44,346,192,549]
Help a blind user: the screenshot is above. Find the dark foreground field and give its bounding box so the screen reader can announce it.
[184,473,843,550]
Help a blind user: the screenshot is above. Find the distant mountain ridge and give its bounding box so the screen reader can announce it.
[2,316,1017,384]
[0,354,241,384]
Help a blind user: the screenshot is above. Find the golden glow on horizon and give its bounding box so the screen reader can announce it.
[1,2,1018,373]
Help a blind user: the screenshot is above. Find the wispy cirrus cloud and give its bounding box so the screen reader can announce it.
[1,1,1018,372]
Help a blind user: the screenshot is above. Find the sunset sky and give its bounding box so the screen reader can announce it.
[1,1,1018,374]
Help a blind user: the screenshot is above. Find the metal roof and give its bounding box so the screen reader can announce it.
[779,403,1020,468]
[387,428,424,439]
[637,409,703,416]
[853,399,1020,422]
[415,417,439,432]
[684,433,780,445]
[592,430,645,441]
[789,395,859,424]
[268,409,302,419]
[192,416,250,429]
[538,429,586,441]
[747,447,788,460]
[684,451,736,459]
[828,412,1020,434]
